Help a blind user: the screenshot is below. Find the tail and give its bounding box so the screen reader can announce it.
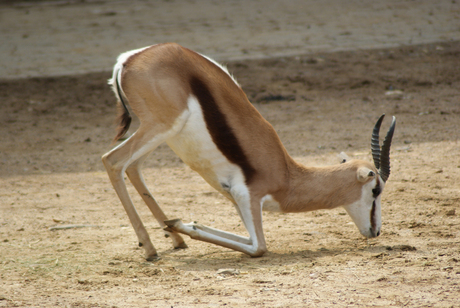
[111,67,132,142]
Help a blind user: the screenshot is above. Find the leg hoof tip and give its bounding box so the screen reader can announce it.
[145,255,161,262]
[174,242,188,249]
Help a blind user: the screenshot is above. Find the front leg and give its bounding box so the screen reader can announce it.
[164,186,267,257]
[164,219,251,245]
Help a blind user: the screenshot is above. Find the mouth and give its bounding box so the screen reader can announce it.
[368,227,381,238]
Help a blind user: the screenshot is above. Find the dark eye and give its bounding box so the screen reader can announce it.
[372,186,381,198]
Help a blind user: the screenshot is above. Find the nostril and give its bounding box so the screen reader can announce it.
[368,228,380,238]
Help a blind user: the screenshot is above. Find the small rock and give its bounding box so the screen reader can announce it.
[309,272,319,279]
[446,209,456,216]
[409,222,425,229]
[216,268,240,276]
[373,252,390,258]
[77,279,90,285]
[385,90,404,99]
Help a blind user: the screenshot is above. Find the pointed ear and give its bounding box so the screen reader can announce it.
[338,152,350,164]
[357,167,376,182]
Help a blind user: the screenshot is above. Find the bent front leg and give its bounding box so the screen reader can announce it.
[164,219,251,245]
[164,191,267,257]
[164,219,264,256]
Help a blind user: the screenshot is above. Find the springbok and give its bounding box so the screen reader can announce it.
[102,43,396,260]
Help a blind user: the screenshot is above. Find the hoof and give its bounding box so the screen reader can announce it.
[174,242,188,249]
[145,254,161,262]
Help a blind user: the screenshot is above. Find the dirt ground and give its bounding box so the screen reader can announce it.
[1,1,460,308]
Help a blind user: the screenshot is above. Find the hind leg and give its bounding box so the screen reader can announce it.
[102,126,174,260]
[125,157,188,249]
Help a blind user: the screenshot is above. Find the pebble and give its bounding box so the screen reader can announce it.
[216,268,240,276]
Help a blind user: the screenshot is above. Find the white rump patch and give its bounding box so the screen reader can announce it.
[108,45,153,99]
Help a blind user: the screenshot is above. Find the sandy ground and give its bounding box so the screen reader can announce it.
[1,1,460,307]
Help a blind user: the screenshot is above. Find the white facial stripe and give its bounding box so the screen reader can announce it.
[343,179,382,238]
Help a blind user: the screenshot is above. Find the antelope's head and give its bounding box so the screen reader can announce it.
[342,114,396,238]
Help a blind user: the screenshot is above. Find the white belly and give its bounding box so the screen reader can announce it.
[166,96,245,200]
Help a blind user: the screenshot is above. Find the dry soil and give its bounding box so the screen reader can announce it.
[0,1,459,307]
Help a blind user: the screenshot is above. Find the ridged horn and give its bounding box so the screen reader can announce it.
[371,115,385,170]
[379,116,396,182]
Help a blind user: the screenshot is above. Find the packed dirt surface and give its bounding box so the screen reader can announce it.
[1,1,460,308]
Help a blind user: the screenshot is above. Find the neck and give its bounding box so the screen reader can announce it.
[275,159,362,213]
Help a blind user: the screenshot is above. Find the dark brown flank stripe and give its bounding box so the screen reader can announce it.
[189,76,256,184]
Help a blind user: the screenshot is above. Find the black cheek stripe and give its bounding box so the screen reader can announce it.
[370,201,377,231]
